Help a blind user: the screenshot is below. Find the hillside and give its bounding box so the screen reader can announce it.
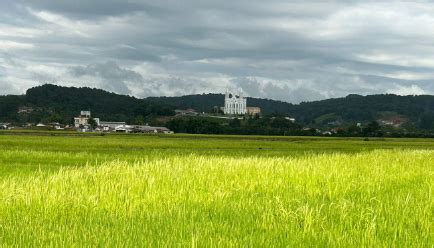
[149,93,434,129]
[290,94,434,126]
[0,84,174,124]
[1,84,433,131]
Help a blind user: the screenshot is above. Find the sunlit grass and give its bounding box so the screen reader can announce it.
[0,150,432,246]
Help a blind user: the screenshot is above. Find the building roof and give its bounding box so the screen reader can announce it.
[134,125,170,131]
[100,121,126,124]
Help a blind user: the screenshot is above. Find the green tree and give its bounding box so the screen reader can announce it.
[229,118,241,128]
[134,115,145,125]
[419,113,434,130]
[88,118,98,130]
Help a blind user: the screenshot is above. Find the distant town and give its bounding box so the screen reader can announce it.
[1,89,271,134]
[1,84,433,137]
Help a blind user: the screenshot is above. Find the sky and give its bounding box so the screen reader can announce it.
[1,0,434,103]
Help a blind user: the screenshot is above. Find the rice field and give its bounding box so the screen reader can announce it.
[0,133,433,246]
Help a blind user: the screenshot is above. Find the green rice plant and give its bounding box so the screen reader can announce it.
[1,134,434,177]
[0,150,432,247]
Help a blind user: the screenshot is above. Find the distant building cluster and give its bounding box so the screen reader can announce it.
[73,111,173,134]
[174,109,198,116]
[113,124,172,134]
[17,106,34,114]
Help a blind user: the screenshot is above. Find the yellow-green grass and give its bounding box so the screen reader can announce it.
[0,149,432,246]
[1,134,434,177]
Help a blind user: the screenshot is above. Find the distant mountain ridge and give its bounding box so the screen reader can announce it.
[1,84,434,131]
[149,93,434,128]
[0,84,175,124]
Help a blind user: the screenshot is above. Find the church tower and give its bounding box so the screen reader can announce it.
[224,89,247,115]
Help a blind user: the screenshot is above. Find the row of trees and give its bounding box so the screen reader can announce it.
[166,116,305,136]
[166,116,434,138]
[329,121,434,138]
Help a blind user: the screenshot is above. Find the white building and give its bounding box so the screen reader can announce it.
[0,123,9,129]
[114,124,173,134]
[224,89,247,115]
[99,121,126,131]
[285,117,296,123]
[74,111,100,128]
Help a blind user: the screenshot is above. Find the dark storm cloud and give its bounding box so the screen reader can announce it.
[70,61,143,94]
[1,0,434,101]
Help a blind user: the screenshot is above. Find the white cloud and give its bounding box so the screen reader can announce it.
[0,25,45,38]
[355,52,434,68]
[0,41,34,51]
[29,9,97,38]
[387,84,428,96]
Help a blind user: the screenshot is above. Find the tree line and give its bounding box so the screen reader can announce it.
[0,84,433,136]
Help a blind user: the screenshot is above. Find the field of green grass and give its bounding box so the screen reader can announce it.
[0,132,433,246]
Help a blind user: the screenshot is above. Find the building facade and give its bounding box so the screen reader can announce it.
[246,107,261,115]
[224,89,247,115]
[99,121,126,130]
[74,111,100,128]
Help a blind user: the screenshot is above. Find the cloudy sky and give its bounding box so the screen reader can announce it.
[1,1,434,103]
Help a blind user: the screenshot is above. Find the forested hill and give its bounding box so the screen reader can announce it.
[149,93,434,128]
[289,94,434,125]
[0,84,174,124]
[1,84,434,130]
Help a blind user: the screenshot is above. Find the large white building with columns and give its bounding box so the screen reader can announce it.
[224,89,247,115]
